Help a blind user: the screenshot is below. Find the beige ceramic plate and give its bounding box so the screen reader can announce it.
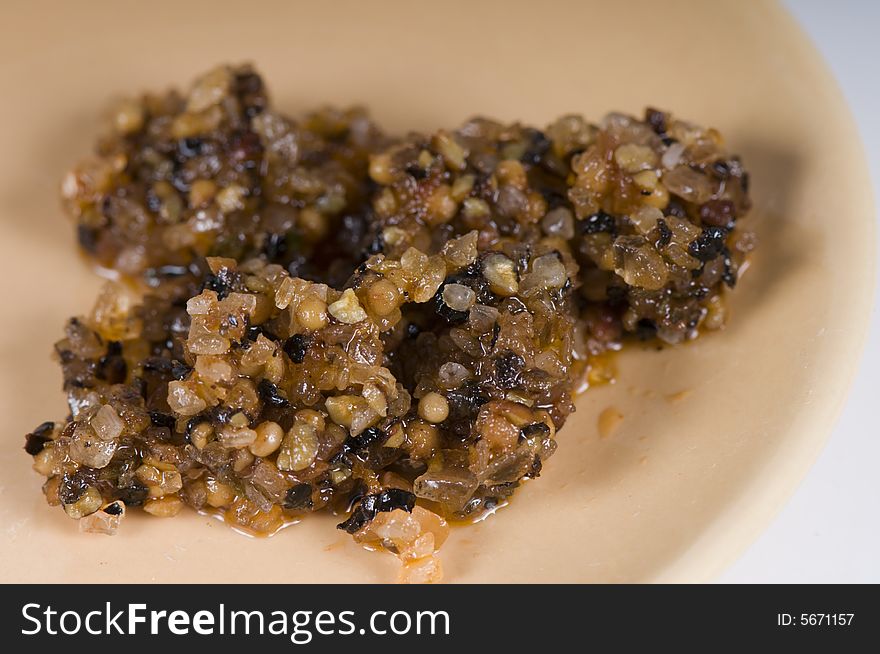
[0,0,873,583]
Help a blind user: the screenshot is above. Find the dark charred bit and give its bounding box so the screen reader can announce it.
[527,455,543,479]
[58,470,92,505]
[336,489,415,534]
[404,163,428,180]
[635,319,657,341]
[655,218,672,248]
[133,376,148,400]
[688,226,728,262]
[96,340,127,384]
[233,70,267,118]
[201,266,239,301]
[711,160,731,179]
[245,323,280,344]
[171,360,192,380]
[577,211,617,235]
[229,129,263,168]
[208,405,234,425]
[149,411,176,429]
[540,186,569,209]
[374,488,416,513]
[337,494,378,533]
[282,333,309,364]
[114,482,149,507]
[142,356,173,374]
[490,321,501,348]
[235,71,263,95]
[520,128,552,165]
[645,107,668,135]
[494,350,525,389]
[519,422,551,442]
[24,421,55,455]
[257,378,290,408]
[368,446,403,470]
[283,483,314,510]
[177,137,204,159]
[263,232,288,260]
[345,479,369,512]
[77,225,99,254]
[445,380,489,423]
[363,230,385,257]
[342,426,387,455]
[102,501,124,516]
[184,417,203,441]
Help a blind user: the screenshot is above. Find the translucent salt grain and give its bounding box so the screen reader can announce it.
[438,362,470,388]
[662,165,715,204]
[526,254,567,290]
[413,468,478,512]
[195,355,234,384]
[496,185,528,218]
[482,254,518,296]
[613,237,669,291]
[277,422,319,471]
[373,510,420,543]
[328,289,367,324]
[661,142,686,170]
[442,283,476,312]
[541,207,575,239]
[69,423,117,468]
[186,292,217,315]
[411,506,449,549]
[613,143,657,173]
[186,65,232,113]
[400,533,436,562]
[167,381,207,416]
[400,247,428,274]
[79,502,125,535]
[220,292,257,317]
[362,383,388,417]
[411,257,447,303]
[188,334,231,355]
[90,404,124,441]
[441,231,479,268]
[218,426,258,449]
[630,206,662,236]
[399,555,443,584]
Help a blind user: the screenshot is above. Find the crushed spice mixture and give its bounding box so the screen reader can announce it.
[26,64,755,583]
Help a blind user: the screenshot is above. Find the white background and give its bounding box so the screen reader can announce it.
[720,0,880,583]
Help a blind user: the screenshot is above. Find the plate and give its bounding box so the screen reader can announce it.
[0,0,873,583]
